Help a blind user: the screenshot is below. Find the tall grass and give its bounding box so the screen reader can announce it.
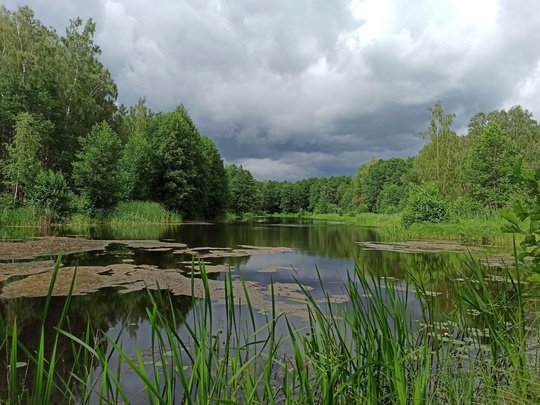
[0,206,40,227]
[1,254,539,403]
[109,201,182,224]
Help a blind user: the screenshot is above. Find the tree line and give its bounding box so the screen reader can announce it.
[228,103,540,224]
[0,6,227,221]
[1,6,539,224]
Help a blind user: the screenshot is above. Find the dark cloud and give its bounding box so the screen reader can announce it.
[4,0,540,180]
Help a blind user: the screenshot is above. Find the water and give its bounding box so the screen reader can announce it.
[0,218,497,402]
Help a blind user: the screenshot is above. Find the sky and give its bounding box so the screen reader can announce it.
[4,0,540,181]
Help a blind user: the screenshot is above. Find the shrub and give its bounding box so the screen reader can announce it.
[402,183,449,226]
[356,204,369,214]
[27,170,73,223]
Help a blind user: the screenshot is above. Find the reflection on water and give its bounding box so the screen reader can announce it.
[0,218,498,402]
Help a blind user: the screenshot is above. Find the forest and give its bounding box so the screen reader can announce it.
[1,6,540,228]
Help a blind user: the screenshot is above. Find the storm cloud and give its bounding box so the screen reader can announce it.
[5,0,540,180]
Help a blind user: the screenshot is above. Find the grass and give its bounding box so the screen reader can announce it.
[305,212,516,246]
[1,249,539,403]
[109,201,182,224]
[69,201,182,226]
[0,206,40,227]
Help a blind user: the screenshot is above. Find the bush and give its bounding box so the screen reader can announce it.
[27,170,73,223]
[402,183,449,227]
[447,197,483,220]
[376,184,406,214]
[356,204,369,214]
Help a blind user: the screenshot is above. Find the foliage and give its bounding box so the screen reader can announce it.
[501,158,540,277]
[0,6,117,175]
[72,122,123,216]
[402,183,449,226]
[468,106,540,169]
[414,102,467,200]
[362,158,412,211]
[2,112,44,203]
[26,169,73,223]
[149,106,207,219]
[119,129,155,202]
[352,158,378,207]
[200,135,228,219]
[376,183,406,214]
[279,182,298,213]
[260,180,282,214]
[465,123,519,209]
[110,201,181,224]
[226,164,261,215]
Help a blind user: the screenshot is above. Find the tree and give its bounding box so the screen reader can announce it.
[402,183,449,226]
[72,122,122,215]
[362,158,411,212]
[376,184,406,214]
[352,158,378,207]
[27,169,72,222]
[467,106,540,170]
[464,123,519,209]
[414,102,466,200]
[149,106,207,219]
[54,17,118,173]
[0,7,118,175]
[119,129,155,201]
[261,180,282,214]
[2,112,43,203]
[226,164,261,215]
[200,135,228,219]
[280,182,298,213]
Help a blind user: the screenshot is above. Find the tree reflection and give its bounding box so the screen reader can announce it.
[0,288,193,402]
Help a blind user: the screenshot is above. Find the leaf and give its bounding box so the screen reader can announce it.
[527,274,540,283]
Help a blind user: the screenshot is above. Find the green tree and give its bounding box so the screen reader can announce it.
[352,158,378,207]
[261,180,282,214]
[295,178,315,212]
[0,7,118,175]
[200,135,228,219]
[467,106,540,170]
[119,130,155,201]
[54,17,118,173]
[2,112,43,203]
[414,102,466,200]
[464,123,519,209]
[72,122,122,215]
[280,182,298,213]
[115,97,153,144]
[376,184,406,214]
[402,183,449,226]
[27,169,72,222]
[0,6,58,163]
[226,164,261,215]
[149,106,207,219]
[362,158,411,212]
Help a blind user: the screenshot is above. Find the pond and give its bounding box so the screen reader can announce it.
[0,218,508,403]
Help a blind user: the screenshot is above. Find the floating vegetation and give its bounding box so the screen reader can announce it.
[356,240,482,253]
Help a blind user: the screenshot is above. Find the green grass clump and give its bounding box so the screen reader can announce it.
[0,206,40,227]
[109,201,181,224]
[67,201,181,227]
